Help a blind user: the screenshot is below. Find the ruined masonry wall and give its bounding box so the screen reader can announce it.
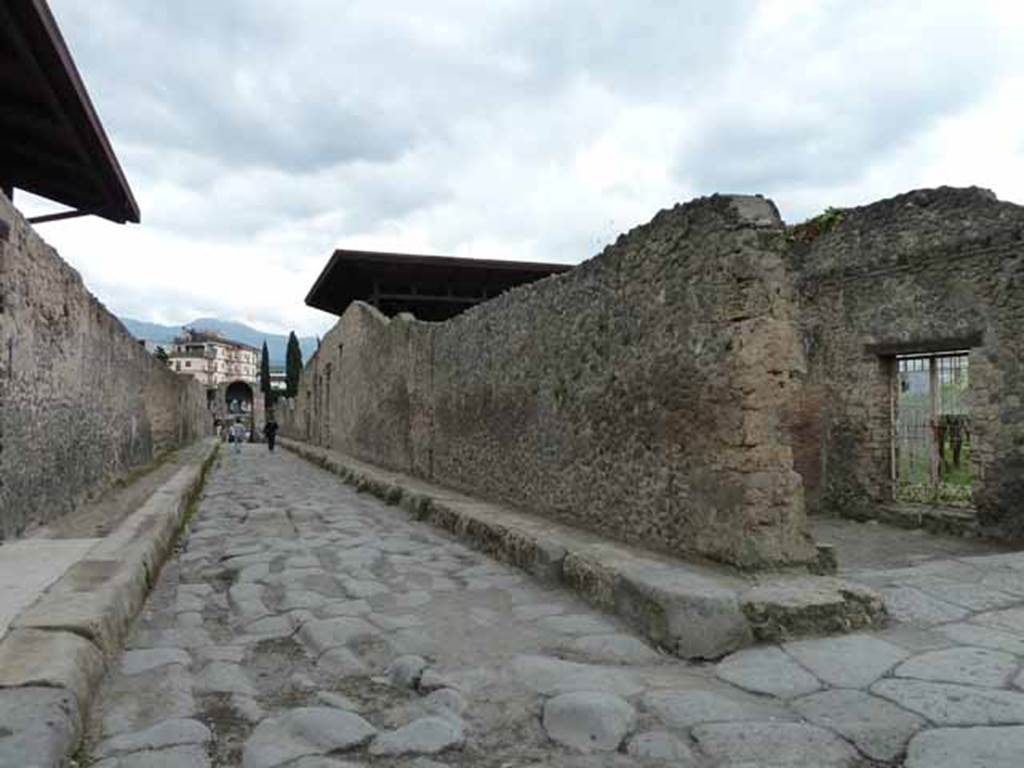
[0,194,211,538]
[790,187,1024,536]
[284,195,818,569]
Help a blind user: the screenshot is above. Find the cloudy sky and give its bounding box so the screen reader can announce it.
[18,0,1024,336]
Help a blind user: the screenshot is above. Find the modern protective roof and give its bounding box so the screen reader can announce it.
[0,0,139,223]
[305,249,573,321]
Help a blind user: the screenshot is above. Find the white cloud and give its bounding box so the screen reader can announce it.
[13,0,1024,335]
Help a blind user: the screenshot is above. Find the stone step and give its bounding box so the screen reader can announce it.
[873,504,980,538]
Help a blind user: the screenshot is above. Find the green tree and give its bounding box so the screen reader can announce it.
[285,331,302,398]
[259,341,272,404]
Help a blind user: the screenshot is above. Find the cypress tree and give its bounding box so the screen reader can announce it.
[285,331,302,398]
[259,341,272,405]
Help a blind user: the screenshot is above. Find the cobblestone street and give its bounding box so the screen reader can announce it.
[82,446,1024,767]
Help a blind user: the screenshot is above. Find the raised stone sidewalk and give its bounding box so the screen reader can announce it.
[0,439,219,766]
[280,438,885,659]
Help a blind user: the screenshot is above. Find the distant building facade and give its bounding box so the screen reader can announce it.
[168,328,258,387]
[270,367,287,393]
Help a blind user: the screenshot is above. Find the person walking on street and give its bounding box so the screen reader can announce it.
[264,416,279,452]
[230,420,245,454]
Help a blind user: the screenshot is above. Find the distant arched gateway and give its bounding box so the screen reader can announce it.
[211,380,264,442]
[225,380,253,414]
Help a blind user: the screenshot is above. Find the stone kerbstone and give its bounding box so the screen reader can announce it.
[715,646,821,698]
[792,688,925,762]
[0,627,105,710]
[782,633,908,688]
[905,725,1024,768]
[0,687,80,768]
[13,560,144,656]
[242,707,376,768]
[613,563,752,660]
[499,528,568,582]
[871,679,1024,725]
[562,553,618,612]
[692,722,861,767]
[895,646,1018,688]
[742,577,886,642]
[369,716,464,756]
[542,692,635,753]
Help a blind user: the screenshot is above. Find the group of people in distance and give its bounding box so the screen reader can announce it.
[217,415,279,454]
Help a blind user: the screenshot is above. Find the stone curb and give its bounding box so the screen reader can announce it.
[281,438,886,661]
[0,438,219,767]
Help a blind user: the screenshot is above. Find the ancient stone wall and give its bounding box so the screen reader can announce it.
[790,187,1024,536]
[0,194,211,538]
[283,195,818,569]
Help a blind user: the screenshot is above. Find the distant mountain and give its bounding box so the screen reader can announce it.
[120,316,317,366]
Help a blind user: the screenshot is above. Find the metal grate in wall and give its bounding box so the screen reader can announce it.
[893,351,972,506]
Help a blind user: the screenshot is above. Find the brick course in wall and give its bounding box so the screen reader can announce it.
[0,194,211,538]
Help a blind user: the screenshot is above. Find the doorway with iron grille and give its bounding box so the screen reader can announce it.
[892,351,972,507]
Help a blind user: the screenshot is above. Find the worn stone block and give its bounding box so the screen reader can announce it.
[742,577,887,642]
[614,564,751,659]
[0,628,105,710]
[0,686,81,768]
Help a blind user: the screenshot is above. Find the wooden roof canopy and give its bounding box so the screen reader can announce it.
[305,249,573,322]
[0,0,139,223]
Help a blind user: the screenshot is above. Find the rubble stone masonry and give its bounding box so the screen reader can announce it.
[791,187,1024,537]
[283,188,1024,567]
[284,195,819,568]
[0,194,210,538]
